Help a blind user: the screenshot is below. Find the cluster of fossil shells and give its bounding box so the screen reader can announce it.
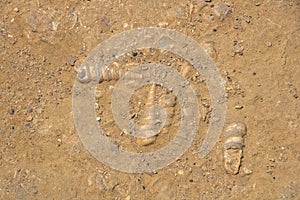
[76,63,177,147]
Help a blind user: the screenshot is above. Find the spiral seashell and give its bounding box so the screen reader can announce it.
[99,62,124,82]
[136,83,158,146]
[136,84,177,146]
[77,62,124,83]
[77,65,101,83]
[222,121,247,174]
[158,93,176,136]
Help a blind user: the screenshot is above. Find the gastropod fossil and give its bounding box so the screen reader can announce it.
[158,93,176,136]
[222,121,247,175]
[136,84,177,146]
[136,83,158,146]
[76,62,124,83]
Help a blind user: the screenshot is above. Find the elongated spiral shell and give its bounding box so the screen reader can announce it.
[158,93,176,135]
[136,84,177,146]
[99,62,124,82]
[76,62,124,83]
[136,83,158,146]
[222,121,247,175]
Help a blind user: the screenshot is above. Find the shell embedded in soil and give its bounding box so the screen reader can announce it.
[136,83,158,146]
[136,84,176,146]
[223,121,247,174]
[99,62,124,82]
[158,93,176,135]
[76,62,124,83]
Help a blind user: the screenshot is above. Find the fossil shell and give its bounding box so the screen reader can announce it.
[76,62,124,83]
[77,65,101,83]
[159,94,176,135]
[223,121,247,174]
[99,62,124,82]
[136,83,158,146]
[136,84,177,146]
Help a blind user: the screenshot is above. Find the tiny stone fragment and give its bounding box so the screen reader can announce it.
[8,108,15,115]
[26,115,33,122]
[234,105,243,110]
[201,41,217,59]
[243,167,253,175]
[266,42,272,47]
[213,3,232,21]
[68,55,77,66]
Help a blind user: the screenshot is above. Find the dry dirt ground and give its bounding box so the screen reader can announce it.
[0,0,299,199]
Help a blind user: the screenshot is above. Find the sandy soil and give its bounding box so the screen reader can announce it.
[0,0,299,199]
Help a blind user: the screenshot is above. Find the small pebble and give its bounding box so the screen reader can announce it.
[68,55,76,66]
[13,7,19,12]
[266,42,272,47]
[243,167,253,175]
[8,108,15,115]
[26,115,33,122]
[31,187,38,194]
[213,3,232,21]
[123,23,129,29]
[158,21,169,27]
[177,170,184,175]
[235,105,244,110]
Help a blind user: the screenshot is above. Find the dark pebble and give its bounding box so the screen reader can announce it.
[132,52,138,57]
[8,108,14,115]
[28,108,33,113]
